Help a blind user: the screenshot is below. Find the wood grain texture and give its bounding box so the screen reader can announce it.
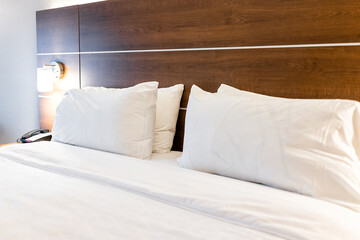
[81,46,360,150]
[37,54,80,129]
[36,6,79,53]
[81,47,360,106]
[79,0,360,51]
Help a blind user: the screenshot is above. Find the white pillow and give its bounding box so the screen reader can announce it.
[153,84,184,153]
[52,82,158,159]
[178,84,360,212]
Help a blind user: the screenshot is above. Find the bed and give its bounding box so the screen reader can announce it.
[10,0,360,239]
[1,142,359,239]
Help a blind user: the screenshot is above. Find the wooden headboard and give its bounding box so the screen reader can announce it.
[37,0,360,151]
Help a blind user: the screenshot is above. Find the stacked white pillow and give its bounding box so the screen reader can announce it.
[52,82,184,159]
[178,84,360,212]
[153,84,184,153]
[52,82,158,159]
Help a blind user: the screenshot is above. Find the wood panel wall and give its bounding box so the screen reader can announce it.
[37,0,360,151]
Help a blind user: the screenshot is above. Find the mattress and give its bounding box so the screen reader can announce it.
[0,142,359,240]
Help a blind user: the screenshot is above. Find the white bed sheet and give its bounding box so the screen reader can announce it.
[0,142,359,240]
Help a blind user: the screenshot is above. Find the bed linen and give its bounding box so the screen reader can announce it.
[151,150,182,166]
[179,85,360,212]
[0,142,359,240]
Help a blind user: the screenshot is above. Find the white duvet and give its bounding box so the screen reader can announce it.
[0,142,359,240]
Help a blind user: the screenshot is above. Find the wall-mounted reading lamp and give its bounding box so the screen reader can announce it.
[37,61,65,92]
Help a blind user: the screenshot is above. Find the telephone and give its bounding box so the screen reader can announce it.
[17,129,52,143]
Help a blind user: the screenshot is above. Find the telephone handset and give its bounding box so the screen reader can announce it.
[17,129,52,143]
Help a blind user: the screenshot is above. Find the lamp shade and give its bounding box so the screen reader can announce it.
[37,68,56,92]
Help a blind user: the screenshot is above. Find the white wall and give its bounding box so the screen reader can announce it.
[0,0,104,144]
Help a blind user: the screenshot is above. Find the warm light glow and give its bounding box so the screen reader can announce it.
[37,68,56,92]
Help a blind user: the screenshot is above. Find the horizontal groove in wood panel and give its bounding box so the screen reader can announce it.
[79,0,360,51]
[36,42,360,56]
